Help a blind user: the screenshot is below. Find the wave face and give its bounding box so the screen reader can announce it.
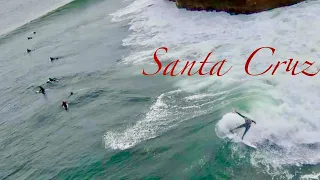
[104,0,320,178]
[0,0,75,36]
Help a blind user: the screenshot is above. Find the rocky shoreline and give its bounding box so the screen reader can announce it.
[168,0,305,14]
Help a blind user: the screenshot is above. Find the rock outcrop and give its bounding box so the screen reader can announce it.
[170,0,305,14]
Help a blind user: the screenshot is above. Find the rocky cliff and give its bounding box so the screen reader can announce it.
[170,0,305,14]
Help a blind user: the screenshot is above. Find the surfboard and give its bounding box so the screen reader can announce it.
[36,89,50,93]
[240,139,257,149]
[228,131,257,149]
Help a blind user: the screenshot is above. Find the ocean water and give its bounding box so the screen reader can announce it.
[0,0,320,179]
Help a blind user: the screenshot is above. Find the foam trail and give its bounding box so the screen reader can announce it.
[104,93,169,150]
[104,88,234,150]
[301,172,320,180]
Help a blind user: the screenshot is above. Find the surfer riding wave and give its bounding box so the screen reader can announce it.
[229,109,256,140]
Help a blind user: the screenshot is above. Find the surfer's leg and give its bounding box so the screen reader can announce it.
[241,124,251,140]
[230,123,246,133]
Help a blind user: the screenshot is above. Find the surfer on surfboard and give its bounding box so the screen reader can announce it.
[61,101,68,111]
[38,86,45,95]
[229,109,256,140]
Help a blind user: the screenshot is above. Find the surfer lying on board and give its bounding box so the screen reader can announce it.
[47,78,58,83]
[229,109,256,140]
[38,86,45,95]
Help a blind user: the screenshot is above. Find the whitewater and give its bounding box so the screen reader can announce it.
[103,0,320,178]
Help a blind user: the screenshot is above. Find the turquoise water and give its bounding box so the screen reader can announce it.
[0,0,320,179]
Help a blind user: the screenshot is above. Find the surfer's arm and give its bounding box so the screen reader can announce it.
[235,111,247,119]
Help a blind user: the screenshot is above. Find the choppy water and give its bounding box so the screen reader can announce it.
[0,0,320,179]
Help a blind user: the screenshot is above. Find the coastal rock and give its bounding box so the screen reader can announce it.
[172,0,305,14]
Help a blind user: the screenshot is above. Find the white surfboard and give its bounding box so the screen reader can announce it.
[228,131,257,149]
[240,139,257,149]
[36,91,46,94]
[36,89,50,93]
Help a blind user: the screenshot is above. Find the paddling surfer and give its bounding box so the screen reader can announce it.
[229,109,256,140]
[38,86,45,95]
[47,78,58,83]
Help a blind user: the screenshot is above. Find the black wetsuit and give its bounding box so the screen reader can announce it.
[39,86,45,95]
[230,111,256,140]
[62,101,68,111]
[50,57,60,61]
[48,78,58,82]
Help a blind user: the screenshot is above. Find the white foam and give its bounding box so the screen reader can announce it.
[301,172,320,180]
[103,89,233,150]
[104,92,168,150]
[215,113,245,139]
